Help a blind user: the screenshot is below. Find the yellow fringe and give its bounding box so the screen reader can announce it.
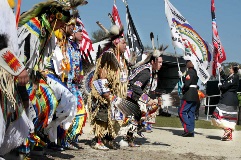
[0,67,16,105]
[87,50,128,138]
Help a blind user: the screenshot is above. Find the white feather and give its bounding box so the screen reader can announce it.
[110,25,120,35]
[161,94,173,107]
[0,0,18,54]
[152,50,162,58]
[0,111,33,155]
[238,69,241,75]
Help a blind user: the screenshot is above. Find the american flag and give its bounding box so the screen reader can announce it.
[76,18,94,57]
[211,0,226,76]
[112,2,130,59]
[112,4,122,28]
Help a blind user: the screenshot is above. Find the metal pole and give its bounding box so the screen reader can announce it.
[174,46,183,84]
[207,96,210,120]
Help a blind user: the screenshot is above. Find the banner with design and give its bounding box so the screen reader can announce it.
[165,0,211,83]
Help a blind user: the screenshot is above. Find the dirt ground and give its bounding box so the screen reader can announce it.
[4,122,241,160]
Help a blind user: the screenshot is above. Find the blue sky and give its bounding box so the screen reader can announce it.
[21,0,241,63]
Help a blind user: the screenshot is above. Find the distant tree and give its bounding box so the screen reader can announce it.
[222,62,241,77]
[210,62,241,79]
[91,29,106,43]
[144,45,152,51]
[202,62,241,90]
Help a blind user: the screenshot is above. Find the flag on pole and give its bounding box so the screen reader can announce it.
[164,0,211,84]
[211,0,226,76]
[76,18,94,57]
[112,2,130,59]
[112,3,122,28]
[164,1,185,51]
[125,4,144,63]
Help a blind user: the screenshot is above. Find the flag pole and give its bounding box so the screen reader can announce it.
[173,46,183,85]
[174,47,181,72]
[108,13,115,25]
[157,35,159,49]
[164,0,182,77]
[122,0,128,6]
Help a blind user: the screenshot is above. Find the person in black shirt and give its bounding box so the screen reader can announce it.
[178,60,198,137]
[211,64,239,141]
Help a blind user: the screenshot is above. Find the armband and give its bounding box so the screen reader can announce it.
[0,48,25,76]
[93,79,110,95]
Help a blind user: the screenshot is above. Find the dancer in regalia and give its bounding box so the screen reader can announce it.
[17,0,88,155]
[88,24,128,150]
[0,0,32,157]
[123,44,167,147]
[211,64,240,141]
[57,18,87,150]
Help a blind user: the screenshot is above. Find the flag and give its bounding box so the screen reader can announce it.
[164,0,185,51]
[76,18,94,57]
[112,3,130,59]
[211,0,226,76]
[125,5,144,63]
[164,0,211,84]
[112,4,122,28]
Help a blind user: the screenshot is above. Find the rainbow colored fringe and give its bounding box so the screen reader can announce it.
[18,138,30,154]
[66,93,87,141]
[26,78,58,131]
[29,133,46,147]
[24,17,41,37]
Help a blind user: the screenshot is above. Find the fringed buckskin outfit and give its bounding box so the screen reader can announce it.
[89,48,128,140]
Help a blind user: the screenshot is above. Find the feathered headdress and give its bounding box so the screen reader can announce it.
[95,21,125,59]
[130,32,168,68]
[19,0,88,26]
[96,21,124,42]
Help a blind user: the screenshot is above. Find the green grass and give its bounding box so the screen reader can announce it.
[153,116,241,130]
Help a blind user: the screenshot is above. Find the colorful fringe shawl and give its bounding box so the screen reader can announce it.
[26,77,58,131]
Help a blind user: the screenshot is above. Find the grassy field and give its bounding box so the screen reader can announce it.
[154,115,241,130]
